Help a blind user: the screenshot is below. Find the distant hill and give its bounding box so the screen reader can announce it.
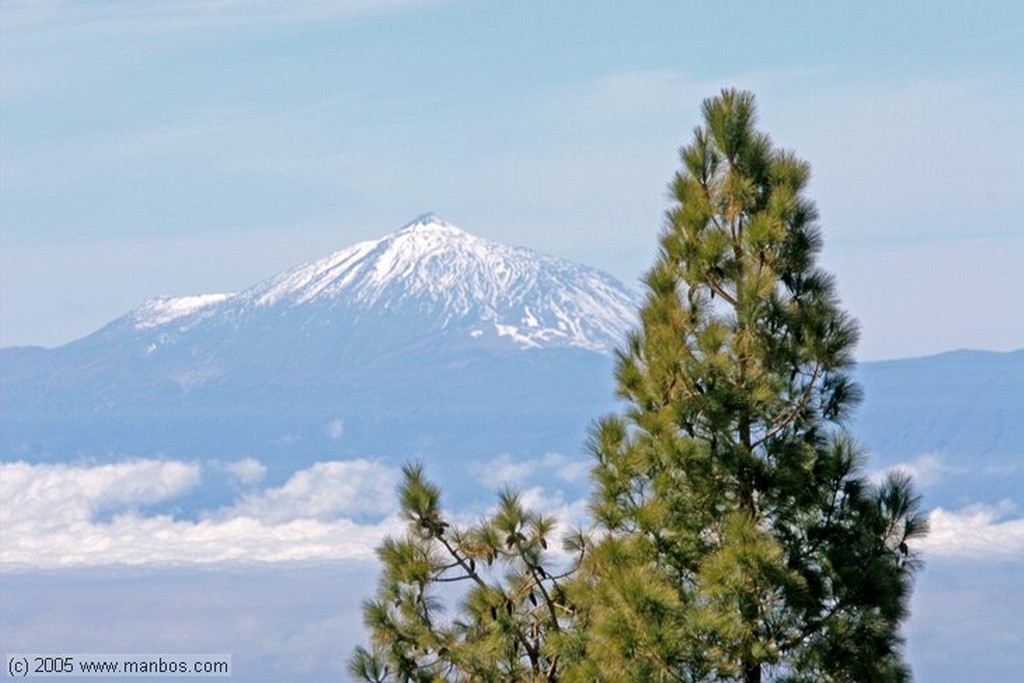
[852,348,1023,508]
[855,348,1022,462]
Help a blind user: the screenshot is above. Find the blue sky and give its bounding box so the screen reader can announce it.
[2,1,1022,357]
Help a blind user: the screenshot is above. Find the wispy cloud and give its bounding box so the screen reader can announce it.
[877,453,969,489]
[470,454,535,488]
[223,457,268,486]
[2,0,441,34]
[470,452,591,490]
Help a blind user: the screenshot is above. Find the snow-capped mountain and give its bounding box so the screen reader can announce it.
[120,214,639,357]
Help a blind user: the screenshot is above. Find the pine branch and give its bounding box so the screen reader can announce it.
[429,520,543,674]
[751,364,821,449]
[706,277,738,306]
[510,534,565,634]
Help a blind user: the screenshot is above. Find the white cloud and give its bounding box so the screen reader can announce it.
[919,500,1024,560]
[10,452,1018,571]
[224,460,396,523]
[470,454,535,488]
[541,452,591,483]
[0,459,400,569]
[0,459,201,532]
[471,452,592,489]
[518,486,589,530]
[224,457,267,486]
[0,457,589,570]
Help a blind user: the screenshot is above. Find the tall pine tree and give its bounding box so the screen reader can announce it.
[565,88,927,682]
[351,89,927,682]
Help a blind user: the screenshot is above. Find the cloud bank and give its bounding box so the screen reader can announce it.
[2,456,1021,570]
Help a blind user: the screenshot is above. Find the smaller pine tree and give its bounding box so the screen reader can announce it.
[350,463,583,682]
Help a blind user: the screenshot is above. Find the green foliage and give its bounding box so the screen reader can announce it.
[349,463,580,682]
[569,88,927,682]
[352,89,927,682]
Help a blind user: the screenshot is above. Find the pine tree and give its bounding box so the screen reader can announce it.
[565,88,927,682]
[351,89,927,682]
[349,463,583,682]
